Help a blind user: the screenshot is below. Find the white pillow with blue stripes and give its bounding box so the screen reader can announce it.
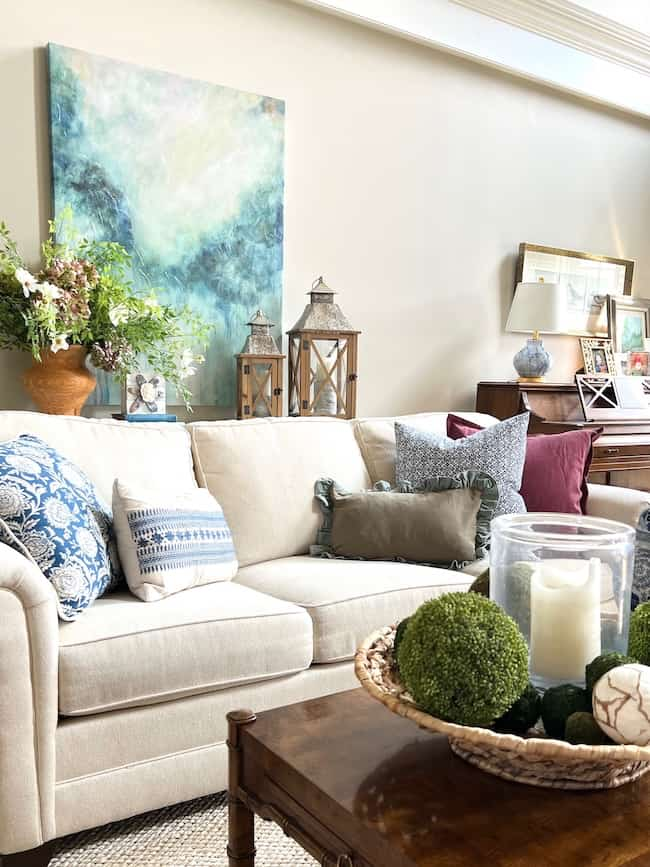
[112,479,238,601]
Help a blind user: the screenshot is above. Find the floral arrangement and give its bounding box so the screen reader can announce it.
[0,208,209,408]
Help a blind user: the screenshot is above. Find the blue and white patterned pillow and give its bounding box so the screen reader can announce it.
[0,434,121,620]
[112,480,238,601]
[395,414,529,517]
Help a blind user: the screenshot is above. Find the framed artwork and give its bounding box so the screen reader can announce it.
[607,295,650,354]
[579,338,615,376]
[122,374,167,415]
[516,243,634,337]
[48,44,285,408]
[629,352,650,377]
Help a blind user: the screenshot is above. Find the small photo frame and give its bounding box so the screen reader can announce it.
[608,295,650,353]
[122,373,167,415]
[628,351,650,377]
[579,337,616,375]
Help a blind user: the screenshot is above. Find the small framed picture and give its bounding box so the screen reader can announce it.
[579,337,616,375]
[628,351,650,377]
[608,295,650,353]
[122,373,167,415]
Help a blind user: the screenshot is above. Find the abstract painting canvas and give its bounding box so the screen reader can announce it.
[48,44,284,406]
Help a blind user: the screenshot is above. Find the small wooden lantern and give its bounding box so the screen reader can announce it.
[236,310,285,419]
[287,276,360,419]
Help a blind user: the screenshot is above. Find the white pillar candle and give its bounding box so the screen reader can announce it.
[529,558,602,684]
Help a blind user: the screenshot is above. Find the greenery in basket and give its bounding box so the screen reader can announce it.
[541,684,590,739]
[396,592,529,727]
[494,682,541,735]
[0,208,210,409]
[629,601,650,665]
[586,651,637,696]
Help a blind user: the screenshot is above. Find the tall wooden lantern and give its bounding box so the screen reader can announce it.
[236,310,285,419]
[287,276,360,419]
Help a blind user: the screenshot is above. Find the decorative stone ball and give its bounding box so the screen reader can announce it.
[592,663,650,746]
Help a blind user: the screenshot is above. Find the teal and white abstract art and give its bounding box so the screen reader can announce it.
[48,44,285,406]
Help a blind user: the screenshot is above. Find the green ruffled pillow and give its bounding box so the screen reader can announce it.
[312,471,498,569]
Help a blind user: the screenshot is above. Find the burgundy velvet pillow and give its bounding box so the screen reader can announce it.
[446,415,601,514]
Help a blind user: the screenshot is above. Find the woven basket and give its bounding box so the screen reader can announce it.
[355,626,650,790]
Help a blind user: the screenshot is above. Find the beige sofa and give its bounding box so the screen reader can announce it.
[1,410,648,861]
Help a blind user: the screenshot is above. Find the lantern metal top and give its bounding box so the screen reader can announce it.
[288,276,358,334]
[238,308,283,356]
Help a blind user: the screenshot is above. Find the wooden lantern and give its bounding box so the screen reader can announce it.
[287,277,360,419]
[236,310,285,419]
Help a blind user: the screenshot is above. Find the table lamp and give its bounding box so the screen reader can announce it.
[506,280,566,381]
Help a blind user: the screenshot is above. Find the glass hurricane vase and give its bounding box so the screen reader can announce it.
[490,513,635,690]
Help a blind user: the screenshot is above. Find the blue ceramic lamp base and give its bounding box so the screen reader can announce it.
[513,334,552,382]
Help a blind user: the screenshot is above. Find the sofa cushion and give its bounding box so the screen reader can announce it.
[353,412,498,485]
[189,417,370,567]
[235,555,472,663]
[58,582,313,716]
[0,412,196,505]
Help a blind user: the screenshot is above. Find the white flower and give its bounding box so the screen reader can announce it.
[37,281,62,303]
[143,296,160,311]
[51,334,69,353]
[6,454,40,475]
[109,304,130,326]
[15,267,38,297]
[50,563,86,600]
[76,527,98,558]
[179,349,205,379]
[0,485,27,516]
[44,498,72,528]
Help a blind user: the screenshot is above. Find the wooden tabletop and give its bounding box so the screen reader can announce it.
[234,689,650,867]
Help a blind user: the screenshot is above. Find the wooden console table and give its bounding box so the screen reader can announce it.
[476,381,650,484]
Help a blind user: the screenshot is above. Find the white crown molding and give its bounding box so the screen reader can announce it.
[452,0,650,75]
[289,0,650,120]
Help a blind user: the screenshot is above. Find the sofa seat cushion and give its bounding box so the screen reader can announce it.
[235,556,472,663]
[58,582,313,716]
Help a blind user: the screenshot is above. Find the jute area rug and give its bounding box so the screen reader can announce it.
[51,793,317,866]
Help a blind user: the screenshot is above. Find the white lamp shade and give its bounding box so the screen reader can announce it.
[506,282,567,334]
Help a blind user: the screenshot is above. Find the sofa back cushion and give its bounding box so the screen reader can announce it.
[353,412,499,485]
[189,417,370,567]
[0,412,196,505]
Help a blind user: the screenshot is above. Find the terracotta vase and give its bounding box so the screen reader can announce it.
[23,345,97,416]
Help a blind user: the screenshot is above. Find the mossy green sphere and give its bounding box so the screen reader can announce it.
[494,682,541,735]
[585,651,636,695]
[541,684,590,739]
[396,592,529,727]
[628,602,650,666]
[564,712,613,746]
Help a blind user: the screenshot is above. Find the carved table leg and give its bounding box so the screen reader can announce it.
[1,842,53,867]
[227,709,257,867]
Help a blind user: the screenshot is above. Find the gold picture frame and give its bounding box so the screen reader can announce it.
[515,243,634,337]
[579,337,616,376]
[607,294,650,354]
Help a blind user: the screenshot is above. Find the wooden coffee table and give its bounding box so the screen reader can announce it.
[227,689,650,867]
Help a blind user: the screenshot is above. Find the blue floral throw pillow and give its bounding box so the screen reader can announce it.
[0,434,120,620]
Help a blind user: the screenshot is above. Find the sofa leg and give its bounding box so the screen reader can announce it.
[1,842,53,867]
[227,709,257,867]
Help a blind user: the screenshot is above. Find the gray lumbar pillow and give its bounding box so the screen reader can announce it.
[394,413,529,517]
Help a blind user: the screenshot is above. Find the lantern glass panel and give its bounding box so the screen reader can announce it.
[251,361,273,417]
[311,338,343,416]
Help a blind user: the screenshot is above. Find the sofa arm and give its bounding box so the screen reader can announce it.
[0,543,58,855]
[586,483,650,529]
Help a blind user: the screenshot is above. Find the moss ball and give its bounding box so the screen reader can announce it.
[565,712,613,745]
[585,652,636,695]
[494,682,541,735]
[541,684,590,739]
[629,602,650,666]
[396,592,529,727]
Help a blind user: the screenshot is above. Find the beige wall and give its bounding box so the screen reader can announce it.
[1,0,650,418]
